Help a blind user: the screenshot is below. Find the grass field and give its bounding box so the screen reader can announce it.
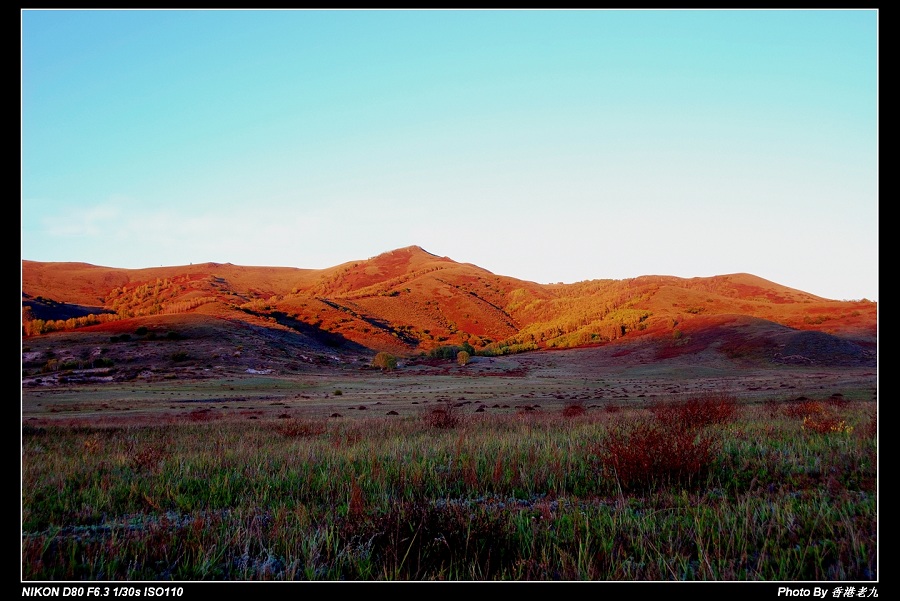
[21,357,877,580]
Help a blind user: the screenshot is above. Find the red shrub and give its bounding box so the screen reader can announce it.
[423,403,461,429]
[801,413,853,435]
[649,393,739,431]
[597,417,720,492]
[187,408,216,422]
[773,398,856,435]
[782,400,825,419]
[562,402,586,418]
[276,418,326,438]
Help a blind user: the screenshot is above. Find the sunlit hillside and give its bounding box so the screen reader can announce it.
[22,246,877,359]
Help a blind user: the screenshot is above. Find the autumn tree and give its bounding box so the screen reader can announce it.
[372,352,398,372]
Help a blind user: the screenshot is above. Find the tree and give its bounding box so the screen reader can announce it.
[457,351,470,366]
[372,352,398,372]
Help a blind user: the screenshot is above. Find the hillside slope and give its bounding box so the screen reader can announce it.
[22,246,877,366]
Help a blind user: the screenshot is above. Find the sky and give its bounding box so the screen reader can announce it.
[21,9,878,301]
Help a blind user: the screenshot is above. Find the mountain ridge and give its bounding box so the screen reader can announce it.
[21,246,877,365]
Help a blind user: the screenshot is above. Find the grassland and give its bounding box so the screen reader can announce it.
[21,355,877,581]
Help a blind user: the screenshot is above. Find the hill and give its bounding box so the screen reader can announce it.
[21,245,877,378]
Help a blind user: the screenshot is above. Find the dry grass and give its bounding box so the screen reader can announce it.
[276,418,328,438]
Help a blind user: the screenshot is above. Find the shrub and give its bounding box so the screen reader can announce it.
[187,409,214,422]
[649,393,739,431]
[802,414,853,435]
[782,399,825,419]
[372,352,398,372]
[130,446,166,472]
[562,402,586,418]
[596,394,736,493]
[597,417,719,492]
[430,343,475,360]
[423,402,461,429]
[171,351,190,362]
[276,418,327,438]
[135,326,148,336]
[429,345,460,360]
[457,351,470,366]
[783,397,854,435]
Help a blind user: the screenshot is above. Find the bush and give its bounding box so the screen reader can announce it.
[457,351,470,366]
[429,345,460,360]
[596,394,736,492]
[597,417,719,492]
[802,414,853,435]
[562,402,586,418]
[430,343,475,360]
[372,352,397,372]
[649,393,739,431]
[782,399,825,419]
[423,402,461,429]
[276,418,327,438]
[779,398,854,435]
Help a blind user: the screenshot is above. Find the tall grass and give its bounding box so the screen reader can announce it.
[22,394,876,580]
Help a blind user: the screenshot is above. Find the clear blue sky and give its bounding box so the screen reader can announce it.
[22,9,878,301]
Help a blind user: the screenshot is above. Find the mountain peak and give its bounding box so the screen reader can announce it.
[385,245,440,258]
[367,245,454,268]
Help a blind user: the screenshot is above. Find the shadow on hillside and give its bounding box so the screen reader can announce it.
[777,331,876,367]
[259,310,372,353]
[317,299,419,345]
[22,296,115,321]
